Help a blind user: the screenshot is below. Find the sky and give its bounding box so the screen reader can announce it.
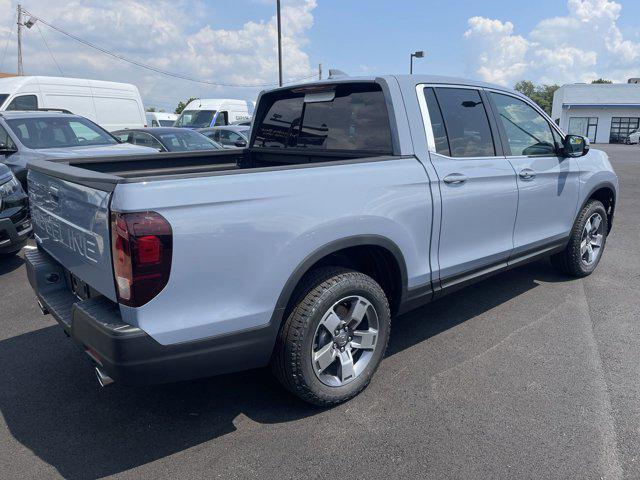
[0,0,638,111]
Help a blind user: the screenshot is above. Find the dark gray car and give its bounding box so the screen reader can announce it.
[0,111,156,189]
[113,127,223,152]
[197,125,250,149]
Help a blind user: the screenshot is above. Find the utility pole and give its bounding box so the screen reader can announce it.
[318,63,322,81]
[17,4,23,75]
[276,0,283,87]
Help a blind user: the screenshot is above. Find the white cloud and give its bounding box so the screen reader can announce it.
[0,0,317,110]
[464,0,640,86]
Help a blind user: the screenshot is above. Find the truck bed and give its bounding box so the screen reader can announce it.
[27,148,377,190]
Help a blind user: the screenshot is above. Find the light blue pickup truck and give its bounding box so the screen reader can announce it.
[24,75,618,405]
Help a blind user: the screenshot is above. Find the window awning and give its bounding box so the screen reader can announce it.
[563,103,640,109]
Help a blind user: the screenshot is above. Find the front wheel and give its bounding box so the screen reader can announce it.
[271,267,391,406]
[551,199,608,277]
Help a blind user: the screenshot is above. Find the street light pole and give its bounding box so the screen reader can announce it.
[277,0,283,87]
[17,4,23,75]
[409,50,425,74]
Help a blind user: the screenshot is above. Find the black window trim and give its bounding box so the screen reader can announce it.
[417,83,502,159]
[484,88,565,158]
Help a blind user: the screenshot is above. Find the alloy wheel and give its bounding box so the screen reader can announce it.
[311,295,379,387]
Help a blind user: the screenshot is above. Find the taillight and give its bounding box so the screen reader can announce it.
[110,211,172,307]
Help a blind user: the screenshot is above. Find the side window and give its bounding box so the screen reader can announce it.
[6,94,38,111]
[132,132,162,149]
[214,112,228,126]
[152,120,159,127]
[551,127,564,150]
[490,92,556,156]
[423,87,450,156]
[114,132,130,142]
[434,88,495,157]
[218,130,243,146]
[0,125,15,148]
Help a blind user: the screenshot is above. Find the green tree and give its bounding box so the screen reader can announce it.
[591,78,613,84]
[514,81,560,115]
[175,97,199,115]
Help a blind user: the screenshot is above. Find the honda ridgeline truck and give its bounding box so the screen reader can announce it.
[25,75,618,405]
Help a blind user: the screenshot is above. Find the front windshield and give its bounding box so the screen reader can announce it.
[159,120,175,127]
[5,116,118,149]
[174,110,216,128]
[0,94,8,108]
[157,130,222,151]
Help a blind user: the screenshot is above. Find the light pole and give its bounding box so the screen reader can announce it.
[409,50,424,74]
[277,0,283,86]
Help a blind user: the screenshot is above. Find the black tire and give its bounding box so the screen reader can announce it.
[551,199,608,277]
[271,267,391,406]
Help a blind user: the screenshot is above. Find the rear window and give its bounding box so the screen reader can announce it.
[252,83,393,154]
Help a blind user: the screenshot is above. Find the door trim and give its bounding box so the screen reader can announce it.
[433,237,568,299]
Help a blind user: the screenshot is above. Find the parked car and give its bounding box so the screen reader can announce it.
[24,75,618,406]
[198,125,249,148]
[0,75,147,131]
[625,130,640,144]
[174,98,253,128]
[113,127,223,152]
[146,112,178,127]
[0,111,157,190]
[0,165,30,256]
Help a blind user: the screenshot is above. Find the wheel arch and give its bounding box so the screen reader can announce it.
[581,182,617,233]
[269,235,408,330]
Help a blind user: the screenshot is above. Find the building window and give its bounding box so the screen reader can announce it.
[609,117,640,143]
[568,117,598,143]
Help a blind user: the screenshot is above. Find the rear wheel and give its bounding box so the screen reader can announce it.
[271,267,390,406]
[551,199,608,277]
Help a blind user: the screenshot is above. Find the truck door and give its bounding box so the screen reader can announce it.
[419,86,518,290]
[487,91,580,257]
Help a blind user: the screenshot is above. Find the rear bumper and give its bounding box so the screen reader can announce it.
[25,248,276,386]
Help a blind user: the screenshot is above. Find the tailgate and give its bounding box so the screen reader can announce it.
[28,169,116,301]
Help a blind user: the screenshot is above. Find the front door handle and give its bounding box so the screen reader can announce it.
[519,168,536,180]
[443,173,467,185]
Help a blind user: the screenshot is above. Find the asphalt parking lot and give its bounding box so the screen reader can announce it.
[0,143,638,479]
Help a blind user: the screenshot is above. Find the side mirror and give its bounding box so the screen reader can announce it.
[563,134,589,157]
[234,139,248,148]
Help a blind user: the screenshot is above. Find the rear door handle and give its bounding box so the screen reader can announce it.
[519,168,536,180]
[443,173,467,185]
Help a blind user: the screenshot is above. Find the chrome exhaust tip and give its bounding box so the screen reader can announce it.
[37,300,49,315]
[95,367,114,387]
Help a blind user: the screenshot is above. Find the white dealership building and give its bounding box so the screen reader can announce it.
[551,80,640,143]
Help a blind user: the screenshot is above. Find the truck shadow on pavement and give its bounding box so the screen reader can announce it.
[0,259,570,479]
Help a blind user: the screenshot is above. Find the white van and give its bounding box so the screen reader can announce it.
[146,111,178,127]
[174,98,253,128]
[0,75,146,131]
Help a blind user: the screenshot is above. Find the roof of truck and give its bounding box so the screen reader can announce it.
[270,74,516,96]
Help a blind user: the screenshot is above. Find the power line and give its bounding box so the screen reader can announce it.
[0,9,16,71]
[35,21,64,76]
[22,8,316,88]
